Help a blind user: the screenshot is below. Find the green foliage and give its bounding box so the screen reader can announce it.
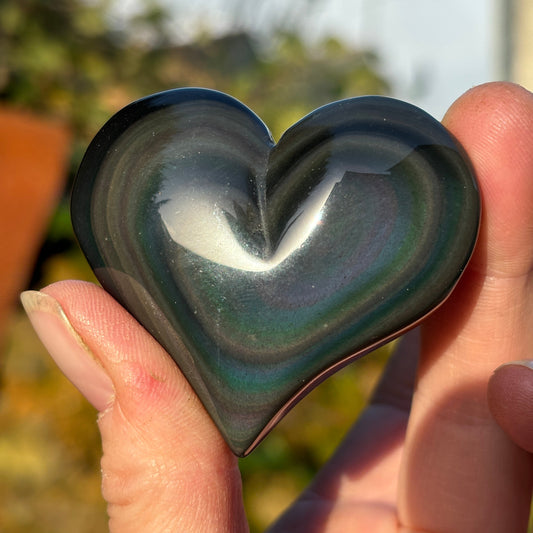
[1,1,394,531]
[1,0,117,134]
[0,0,390,139]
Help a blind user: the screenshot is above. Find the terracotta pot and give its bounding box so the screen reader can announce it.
[0,107,70,346]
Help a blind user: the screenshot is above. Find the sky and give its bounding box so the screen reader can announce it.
[114,0,502,120]
[303,0,500,118]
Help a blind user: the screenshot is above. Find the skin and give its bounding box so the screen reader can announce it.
[27,82,533,532]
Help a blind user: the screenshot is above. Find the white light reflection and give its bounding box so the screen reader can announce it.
[158,171,344,272]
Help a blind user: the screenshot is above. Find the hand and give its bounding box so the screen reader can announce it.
[21,82,533,532]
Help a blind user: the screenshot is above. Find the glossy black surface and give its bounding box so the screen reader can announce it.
[72,88,480,456]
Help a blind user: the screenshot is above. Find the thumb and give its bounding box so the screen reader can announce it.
[21,280,247,533]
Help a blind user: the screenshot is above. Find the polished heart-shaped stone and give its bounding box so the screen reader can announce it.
[71,88,480,456]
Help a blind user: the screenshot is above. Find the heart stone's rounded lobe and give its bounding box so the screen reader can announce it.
[71,88,480,456]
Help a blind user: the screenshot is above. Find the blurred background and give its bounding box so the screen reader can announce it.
[0,1,531,531]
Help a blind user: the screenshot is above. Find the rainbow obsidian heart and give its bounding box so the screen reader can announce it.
[71,88,480,456]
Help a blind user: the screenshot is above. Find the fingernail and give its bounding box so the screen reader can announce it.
[494,360,533,372]
[20,290,114,411]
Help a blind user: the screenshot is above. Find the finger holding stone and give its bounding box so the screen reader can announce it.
[398,82,533,533]
[22,280,247,533]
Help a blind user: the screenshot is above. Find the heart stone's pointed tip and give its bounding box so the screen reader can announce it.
[226,430,266,458]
